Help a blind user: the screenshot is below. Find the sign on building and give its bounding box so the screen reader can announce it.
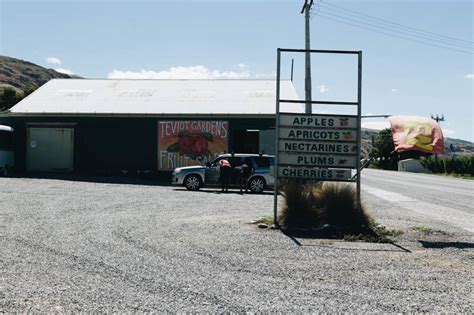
[158,120,229,170]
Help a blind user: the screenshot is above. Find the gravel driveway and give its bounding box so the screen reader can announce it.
[1,176,473,312]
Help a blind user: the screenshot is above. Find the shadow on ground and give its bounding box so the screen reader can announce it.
[280,229,411,253]
[419,240,474,249]
[6,173,170,186]
[173,188,274,196]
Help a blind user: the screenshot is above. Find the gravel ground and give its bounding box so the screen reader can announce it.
[1,175,473,312]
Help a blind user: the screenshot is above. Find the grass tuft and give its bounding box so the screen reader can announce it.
[254,215,273,225]
[278,180,319,229]
[278,181,402,242]
[311,182,372,234]
[412,225,432,233]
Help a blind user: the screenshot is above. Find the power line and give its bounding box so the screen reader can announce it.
[314,13,473,54]
[319,0,474,46]
[317,9,473,50]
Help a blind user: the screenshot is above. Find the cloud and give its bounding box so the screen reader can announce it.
[317,84,329,93]
[255,71,276,79]
[391,88,398,93]
[107,65,250,80]
[362,120,390,130]
[46,57,61,65]
[464,74,474,79]
[55,68,74,75]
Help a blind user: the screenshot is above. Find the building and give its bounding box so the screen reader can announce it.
[0,79,300,173]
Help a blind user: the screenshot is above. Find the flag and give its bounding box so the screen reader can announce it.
[387,115,444,154]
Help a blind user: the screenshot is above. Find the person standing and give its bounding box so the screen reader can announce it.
[219,158,231,192]
[239,162,252,193]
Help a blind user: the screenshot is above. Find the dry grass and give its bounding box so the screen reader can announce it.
[279,181,376,236]
[311,182,372,234]
[278,180,319,229]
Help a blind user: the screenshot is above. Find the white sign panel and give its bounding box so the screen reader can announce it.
[278,140,358,154]
[279,127,357,142]
[278,167,352,180]
[279,114,357,129]
[279,153,358,168]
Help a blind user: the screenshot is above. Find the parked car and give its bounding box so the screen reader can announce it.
[0,125,14,176]
[171,153,275,193]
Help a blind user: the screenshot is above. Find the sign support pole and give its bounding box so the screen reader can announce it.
[273,49,281,227]
[356,51,363,208]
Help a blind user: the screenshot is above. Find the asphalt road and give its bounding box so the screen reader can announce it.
[361,169,474,233]
[1,173,473,312]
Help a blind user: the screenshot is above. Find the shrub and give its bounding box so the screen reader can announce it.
[278,181,374,235]
[278,180,319,229]
[311,182,373,235]
[421,155,474,175]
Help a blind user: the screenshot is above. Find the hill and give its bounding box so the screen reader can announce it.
[0,55,79,94]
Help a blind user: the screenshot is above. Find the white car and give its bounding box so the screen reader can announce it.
[171,153,275,193]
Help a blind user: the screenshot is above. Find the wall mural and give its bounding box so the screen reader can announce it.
[158,120,229,170]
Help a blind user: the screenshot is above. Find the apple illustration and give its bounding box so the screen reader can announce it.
[339,118,349,127]
[342,132,353,140]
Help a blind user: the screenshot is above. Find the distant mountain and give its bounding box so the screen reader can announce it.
[0,55,80,94]
[361,128,474,157]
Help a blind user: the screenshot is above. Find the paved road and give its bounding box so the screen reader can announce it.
[361,169,474,233]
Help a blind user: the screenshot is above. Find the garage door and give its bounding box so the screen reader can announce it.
[27,127,74,172]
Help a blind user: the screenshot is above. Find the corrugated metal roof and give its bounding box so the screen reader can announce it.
[10,79,302,115]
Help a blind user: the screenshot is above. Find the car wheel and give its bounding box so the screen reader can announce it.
[184,174,202,191]
[249,176,266,193]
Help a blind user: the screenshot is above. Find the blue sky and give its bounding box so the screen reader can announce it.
[1,0,473,141]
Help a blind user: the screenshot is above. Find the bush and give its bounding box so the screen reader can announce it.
[279,181,374,235]
[311,182,372,234]
[421,155,474,175]
[278,180,319,229]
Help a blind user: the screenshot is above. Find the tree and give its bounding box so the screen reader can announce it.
[369,128,398,170]
[0,86,37,111]
[0,87,20,111]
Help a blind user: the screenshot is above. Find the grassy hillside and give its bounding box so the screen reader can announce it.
[0,55,79,94]
[0,55,82,111]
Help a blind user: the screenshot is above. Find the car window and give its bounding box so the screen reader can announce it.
[229,157,243,168]
[254,157,270,168]
[209,157,223,167]
[0,132,13,150]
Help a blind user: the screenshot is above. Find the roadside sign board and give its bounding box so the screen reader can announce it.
[279,152,358,168]
[279,127,357,142]
[278,140,358,154]
[278,167,352,181]
[279,114,358,129]
[276,113,359,182]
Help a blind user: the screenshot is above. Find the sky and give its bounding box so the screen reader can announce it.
[1,0,473,141]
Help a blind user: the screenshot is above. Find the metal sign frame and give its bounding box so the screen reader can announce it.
[273,48,362,226]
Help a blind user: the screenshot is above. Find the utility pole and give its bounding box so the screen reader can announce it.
[431,114,445,173]
[301,0,314,114]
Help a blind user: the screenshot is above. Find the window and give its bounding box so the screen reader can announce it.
[0,132,13,150]
[229,157,244,168]
[254,157,270,168]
